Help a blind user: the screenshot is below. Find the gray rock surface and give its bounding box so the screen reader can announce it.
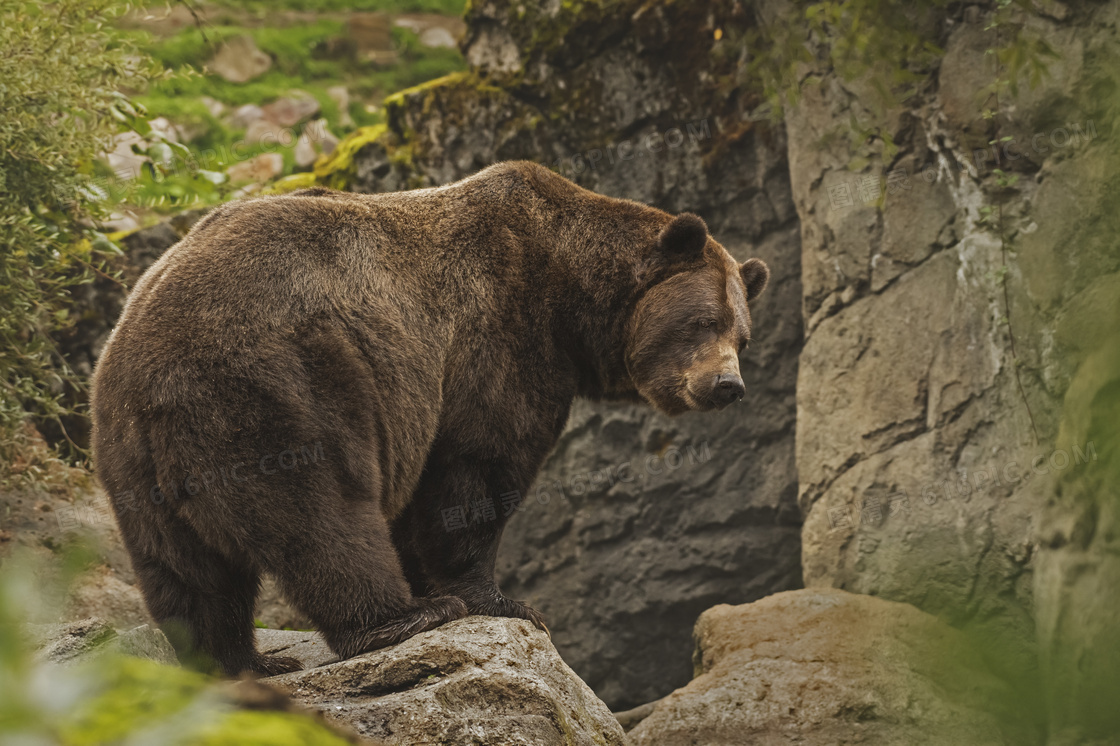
[772,0,1116,656]
[769,2,1120,739]
[266,616,627,746]
[208,35,272,84]
[28,617,178,667]
[66,565,151,627]
[256,628,339,669]
[629,589,1038,745]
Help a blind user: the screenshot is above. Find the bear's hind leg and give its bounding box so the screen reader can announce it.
[272,503,467,660]
[130,535,301,677]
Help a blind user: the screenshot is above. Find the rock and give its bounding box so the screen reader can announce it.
[256,629,339,669]
[347,12,396,65]
[295,120,339,167]
[104,131,146,180]
[28,618,115,664]
[228,103,267,130]
[244,118,283,147]
[28,617,178,667]
[200,95,226,119]
[629,589,1038,745]
[147,116,181,144]
[208,35,272,84]
[613,699,661,732]
[778,0,1120,690]
[294,134,318,168]
[419,27,457,49]
[1036,339,1120,743]
[98,211,140,234]
[227,152,284,184]
[266,616,627,746]
[393,13,466,46]
[262,92,321,128]
[115,624,180,665]
[67,565,151,627]
[327,85,354,127]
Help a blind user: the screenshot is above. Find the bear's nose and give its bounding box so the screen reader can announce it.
[714,373,745,405]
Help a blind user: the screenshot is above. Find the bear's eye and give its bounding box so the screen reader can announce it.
[698,318,716,329]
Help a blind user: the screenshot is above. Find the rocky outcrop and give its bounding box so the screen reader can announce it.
[208,35,272,84]
[771,0,1118,671]
[315,0,805,709]
[629,589,1040,745]
[265,617,627,746]
[767,1,1120,738]
[26,617,178,667]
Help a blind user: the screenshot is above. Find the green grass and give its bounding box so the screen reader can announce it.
[131,20,465,132]
[111,3,466,212]
[207,0,466,13]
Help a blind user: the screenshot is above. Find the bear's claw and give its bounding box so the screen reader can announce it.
[248,653,303,677]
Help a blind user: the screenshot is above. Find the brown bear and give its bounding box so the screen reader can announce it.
[90,161,770,676]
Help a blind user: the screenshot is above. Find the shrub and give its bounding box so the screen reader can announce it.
[0,0,158,484]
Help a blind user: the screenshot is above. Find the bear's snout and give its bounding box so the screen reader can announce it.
[711,372,745,407]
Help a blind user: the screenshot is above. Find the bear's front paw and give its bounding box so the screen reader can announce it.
[331,595,469,659]
[248,653,303,677]
[468,595,549,636]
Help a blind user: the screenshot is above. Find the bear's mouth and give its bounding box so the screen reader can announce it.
[683,385,724,412]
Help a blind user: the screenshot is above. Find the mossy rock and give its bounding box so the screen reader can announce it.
[312,124,391,190]
[56,656,350,746]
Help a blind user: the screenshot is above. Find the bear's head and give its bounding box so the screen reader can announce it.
[626,213,770,415]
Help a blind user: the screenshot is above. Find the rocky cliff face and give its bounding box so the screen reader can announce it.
[767,0,1120,739]
[319,0,806,709]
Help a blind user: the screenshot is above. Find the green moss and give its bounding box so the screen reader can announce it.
[58,657,213,745]
[263,172,319,195]
[209,0,466,12]
[313,123,390,190]
[195,710,351,746]
[383,71,501,122]
[55,656,349,746]
[385,71,505,133]
[105,228,138,243]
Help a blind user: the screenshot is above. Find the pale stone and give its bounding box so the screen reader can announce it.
[208,35,272,84]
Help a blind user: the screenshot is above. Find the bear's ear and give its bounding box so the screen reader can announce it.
[740,258,770,301]
[658,213,708,260]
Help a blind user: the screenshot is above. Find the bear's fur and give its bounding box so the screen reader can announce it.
[90,161,769,676]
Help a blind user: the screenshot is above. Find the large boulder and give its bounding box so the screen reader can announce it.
[208,35,272,84]
[265,616,627,746]
[629,589,1041,745]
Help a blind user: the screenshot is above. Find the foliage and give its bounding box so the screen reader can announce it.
[1,0,470,486]
[0,0,161,482]
[0,549,350,745]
